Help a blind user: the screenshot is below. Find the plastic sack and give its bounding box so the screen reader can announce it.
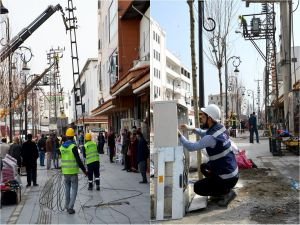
[235,150,253,169]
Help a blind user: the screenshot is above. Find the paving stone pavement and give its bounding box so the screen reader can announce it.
[1,153,150,224]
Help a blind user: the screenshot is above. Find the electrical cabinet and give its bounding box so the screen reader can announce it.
[152,101,190,220]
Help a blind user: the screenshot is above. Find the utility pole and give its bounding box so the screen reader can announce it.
[280,0,292,130]
[47,47,63,133]
[254,79,262,125]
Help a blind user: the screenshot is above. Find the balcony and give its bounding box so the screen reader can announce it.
[166,66,180,79]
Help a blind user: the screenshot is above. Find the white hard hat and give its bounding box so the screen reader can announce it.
[201,104,221,122]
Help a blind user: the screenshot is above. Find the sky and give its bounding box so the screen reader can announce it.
[151,0,300,108]
[1,0,98,93]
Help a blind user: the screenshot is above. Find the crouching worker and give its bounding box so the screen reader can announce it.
[178,104,239,207]
[60,128,88,214]
[83,133,100,191]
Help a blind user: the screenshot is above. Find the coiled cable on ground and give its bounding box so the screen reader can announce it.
[38,170,65,212]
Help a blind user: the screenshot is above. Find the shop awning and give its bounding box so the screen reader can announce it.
[111,65,149,96]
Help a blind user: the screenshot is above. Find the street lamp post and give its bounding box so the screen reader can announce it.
[225,56,241,120]
[237,86,246,119]
[22,63,30,139]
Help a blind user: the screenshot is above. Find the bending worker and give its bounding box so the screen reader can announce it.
[60,128,87,214]
[178,104,239,206]
[82,133,100,191]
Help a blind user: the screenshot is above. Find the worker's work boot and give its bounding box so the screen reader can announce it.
[88,183,93,191]
[217,190,236,207]
[96,185,100,191]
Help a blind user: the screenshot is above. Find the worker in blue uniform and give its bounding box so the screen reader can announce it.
[178,104,239,206]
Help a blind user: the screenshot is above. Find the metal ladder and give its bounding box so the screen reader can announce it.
[65,0,84,130]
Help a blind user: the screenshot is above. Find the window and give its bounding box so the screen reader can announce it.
[154,85,161,98]
[82,103,85,113]
[153,31,155,40]
[109,50,118,86]
[81,81,86,97]
[98,39,101,50]
[98,63,102,91]
[98,0,101,9]
[109,0,117,42]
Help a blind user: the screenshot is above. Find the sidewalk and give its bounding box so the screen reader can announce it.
[1,153,150,224]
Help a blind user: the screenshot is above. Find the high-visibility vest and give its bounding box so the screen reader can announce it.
[60,144,79,174]
[84,141,99,165]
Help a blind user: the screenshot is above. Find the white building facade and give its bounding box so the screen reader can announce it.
[150,19,194,126]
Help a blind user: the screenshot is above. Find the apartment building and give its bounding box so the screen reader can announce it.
[91,0,150,137]
[150,19,194,126]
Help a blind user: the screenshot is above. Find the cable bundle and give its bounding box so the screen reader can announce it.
[38,171,65,211]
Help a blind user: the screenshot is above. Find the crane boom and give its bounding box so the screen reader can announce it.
[0,4,67,63]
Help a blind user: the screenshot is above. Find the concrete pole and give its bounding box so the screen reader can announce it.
[280,1,291,130]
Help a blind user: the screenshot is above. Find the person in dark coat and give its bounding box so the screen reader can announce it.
[128,130,138,172]
[37,134,46,166]
[107,131,115,163]
[248,112,259,143]
[8,136,22,174]
[97,132,105,154]
[136,130,149,184]
[21,134,39,187]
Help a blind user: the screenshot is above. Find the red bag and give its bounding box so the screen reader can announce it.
[235,150,253,169]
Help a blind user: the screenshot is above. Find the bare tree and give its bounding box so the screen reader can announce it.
[188,0,204,178]
[204,0,240,107]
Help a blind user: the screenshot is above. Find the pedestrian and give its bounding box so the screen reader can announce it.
[136,130,149,184]
[45,133,54,170]
[53,134,60,169]
[121,129,130,171]
[248,112,259,143]
[107,131,115,163]
[97,132,105,154]
[0,137,10,158]
[21,134,39,187]
[178,104,239,206]
[128,129,138,172]
[37,134,46,166]
[59,128,87,214]
[83,133,100,191]
[8,136,22,174]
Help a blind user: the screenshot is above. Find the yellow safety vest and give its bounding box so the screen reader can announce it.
[84,141,99,165]
[60,144,79,174]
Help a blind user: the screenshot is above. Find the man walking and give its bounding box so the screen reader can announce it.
[136,130,149,184]
[46,133,54,170]
[37,134,46,166]
[21,134,39,187]
[83,133,100,191]
[178,104,239,206]
[249,112,259,143]
[60,128,87,214]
